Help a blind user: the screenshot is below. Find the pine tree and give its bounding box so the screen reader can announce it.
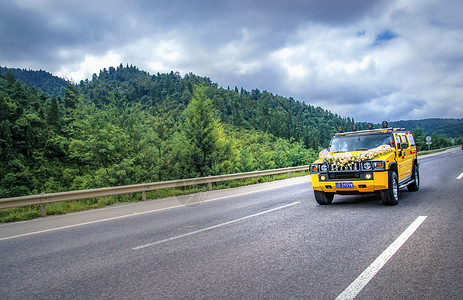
[64,84,79,113]
[47,97,60,130]
[182,85,229,177]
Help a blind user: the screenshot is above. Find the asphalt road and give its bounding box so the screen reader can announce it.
[1,148,462,300]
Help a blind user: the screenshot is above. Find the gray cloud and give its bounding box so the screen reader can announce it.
[1,0,462,123]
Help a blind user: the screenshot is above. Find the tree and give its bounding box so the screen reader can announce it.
[47,97,60,130]
[148,100,178,181]
[64,84,79,113]
[412,128,425,151]
[181,85,234,177]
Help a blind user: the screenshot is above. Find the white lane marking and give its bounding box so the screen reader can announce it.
[0,179,310,242]
[335,216,428,300]
[132,201,300,250]
[457,171,463,180]
[0,209,174,242]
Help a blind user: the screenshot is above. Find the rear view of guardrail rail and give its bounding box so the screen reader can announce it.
[0,165,310,217]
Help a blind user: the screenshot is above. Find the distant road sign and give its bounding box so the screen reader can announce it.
[426,136,432,142]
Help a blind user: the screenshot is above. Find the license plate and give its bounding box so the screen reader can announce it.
[336,182,354,188]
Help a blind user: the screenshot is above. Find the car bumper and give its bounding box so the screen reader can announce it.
[311,171,389,193]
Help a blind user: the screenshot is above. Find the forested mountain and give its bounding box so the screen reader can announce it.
[0,66,70,98]
[76,64,355,149]
[3,65,460,141]
[0,68,321,198]
[1,65,461,199]
[389,119,463,137]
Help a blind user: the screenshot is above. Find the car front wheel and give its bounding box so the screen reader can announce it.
[314,190,334,205]
[381,171,399,206]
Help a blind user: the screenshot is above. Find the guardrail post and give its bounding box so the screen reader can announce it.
[208,176,212,191]
[142,183,146,201]
[40,193,47,217]
[255,176,258,184]
[288,171,292,178]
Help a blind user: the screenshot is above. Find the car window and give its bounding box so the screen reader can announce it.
[400,134,409,145]
[329,133,393,152]
[407,134,416,146]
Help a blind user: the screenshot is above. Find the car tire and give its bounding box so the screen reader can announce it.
[407,164,420,192]
[314,190,334,205]
[381,171,399,206]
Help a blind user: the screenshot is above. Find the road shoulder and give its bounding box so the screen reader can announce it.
[0,175,311,240]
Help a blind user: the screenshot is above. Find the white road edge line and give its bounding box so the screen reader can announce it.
[0,204,191,242]
[132,201,300,250]
[457,171,463,180]
[335,216,428,300]
[0,179,309,242]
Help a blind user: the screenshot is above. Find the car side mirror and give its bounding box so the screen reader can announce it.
[399,142,409,149]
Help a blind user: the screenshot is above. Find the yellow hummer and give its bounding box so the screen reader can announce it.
[309,122,419,205]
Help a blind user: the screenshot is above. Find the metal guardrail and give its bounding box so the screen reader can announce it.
[417,145,460,155]
[0,165,310,216]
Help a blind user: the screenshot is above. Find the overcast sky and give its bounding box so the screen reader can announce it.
[1,0,462,123]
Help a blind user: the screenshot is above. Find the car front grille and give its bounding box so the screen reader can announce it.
[329,161,361,172]
[329,172,361,180]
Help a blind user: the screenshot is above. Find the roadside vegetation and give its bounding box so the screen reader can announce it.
[0,170,310,223]
[1,66,461,222]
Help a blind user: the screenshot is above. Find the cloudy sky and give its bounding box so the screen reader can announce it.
[1,0,462,123]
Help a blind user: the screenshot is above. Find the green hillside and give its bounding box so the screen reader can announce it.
[1,64,461,203]
[0,68,321,201]
[389,119,463,137]
[76,64,354,149]
[0,66,70,98]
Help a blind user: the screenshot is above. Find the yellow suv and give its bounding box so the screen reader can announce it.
[309,123,419,205]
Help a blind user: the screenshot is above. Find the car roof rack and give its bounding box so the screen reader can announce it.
[335,127,410,136]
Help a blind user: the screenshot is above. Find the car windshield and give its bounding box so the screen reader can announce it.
[329,133,393,152]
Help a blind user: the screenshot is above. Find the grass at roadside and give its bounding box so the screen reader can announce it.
[0,170,309,223]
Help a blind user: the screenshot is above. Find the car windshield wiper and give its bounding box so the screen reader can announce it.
[355,148,369,151]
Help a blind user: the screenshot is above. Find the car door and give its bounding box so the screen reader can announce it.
[395,133,412,181]
[403,133,416,175]
[394,134,408,181]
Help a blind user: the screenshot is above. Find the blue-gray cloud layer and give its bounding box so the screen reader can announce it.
[1,0,462,122]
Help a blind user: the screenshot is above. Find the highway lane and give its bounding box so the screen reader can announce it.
[0,148,462,299]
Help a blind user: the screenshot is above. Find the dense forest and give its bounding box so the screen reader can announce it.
[389,119,463,137]
[0,66,70,98]
[0,66,323,198]
[1,65,461,199]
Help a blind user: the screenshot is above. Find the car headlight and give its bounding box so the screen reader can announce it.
[362,161,386,171]
[320,164,328,172]
[372,161,385,170]
[310,164,319,173]
[363,162,372,170]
